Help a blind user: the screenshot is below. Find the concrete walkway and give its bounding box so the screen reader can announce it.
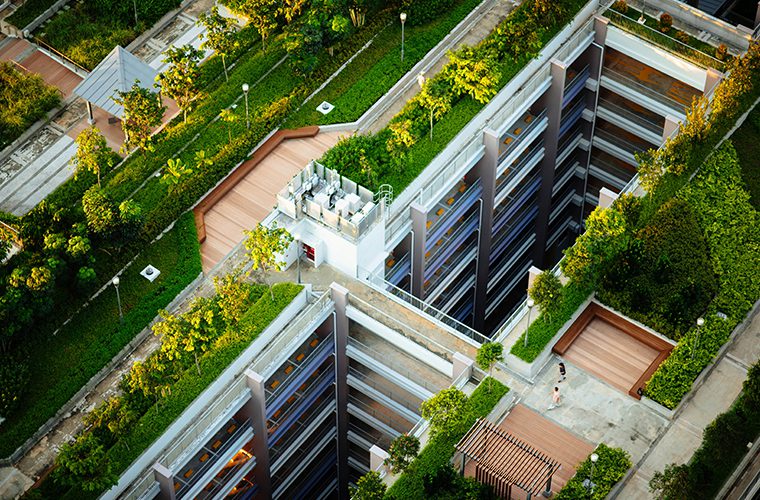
[614,308,760,498]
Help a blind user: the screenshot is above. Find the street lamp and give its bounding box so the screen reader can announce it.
[524,298,535,348]
[132,0,138,25]
[112,276,123,325]
[583,453,599,495]
[293,233,301,284]
[400,12,407,62]
[692,316,705,359]
[242,83,250,129]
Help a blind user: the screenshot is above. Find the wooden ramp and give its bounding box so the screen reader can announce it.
[200,131,344,271]
[499,404,594,496]
[564,317,659,394]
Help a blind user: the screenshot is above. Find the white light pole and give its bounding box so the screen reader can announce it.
[400,13,407,62]
[293,233,301,284]
[132,0,138,25]
[583,453,599,494]
[524,298,535,348]
[112,276,123,325]
[242,83,250,129]
[692,317,705,359]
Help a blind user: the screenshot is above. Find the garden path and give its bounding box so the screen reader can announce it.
[365,0,519,134]
[614,304,760,499]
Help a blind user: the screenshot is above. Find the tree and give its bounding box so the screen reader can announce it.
[417,77,453,140]
[649,463,692,499]
[214,274,254,324]
[0,353,28,415]
[351,471,386,499]
[157,45,203,122]
[443,46,501,104]
[243,223,292,299]
[113,81,165,154]
[240,0,279,49]
[476,342,503,391]
[82,186,118,235]
[420,387,468,438]
[53,433,118,492]
[153,297,218,375]
[385,434,420,473]
[198,7,239,81]
[70,126,114,187]
[219,108,239,143]
[529,270,563,322]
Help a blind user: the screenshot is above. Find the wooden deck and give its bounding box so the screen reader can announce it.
[499,405,594,495]
[564,317,659,394]
[463,404,594,498]
[553,302,674,398]
[200,131,344,271]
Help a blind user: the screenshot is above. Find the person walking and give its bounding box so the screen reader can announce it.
[558,362,566,383]
[547,386,561,410]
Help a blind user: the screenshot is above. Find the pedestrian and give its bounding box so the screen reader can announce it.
[547,386,561,410]
[558,362,566,383]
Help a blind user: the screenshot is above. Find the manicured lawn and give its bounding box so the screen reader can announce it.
[0,212,201,457]
[285,0,483,128]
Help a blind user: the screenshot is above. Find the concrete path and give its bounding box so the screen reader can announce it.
[614,308,760,498]
[366,0,517,133]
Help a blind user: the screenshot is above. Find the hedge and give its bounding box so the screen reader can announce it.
[730,106,760,209]
[385,378,509,499]
[0,212,201,457]
[665,361,760,498]
[555,444,631,499]
[644,143,760,408]
[510,282,593,362]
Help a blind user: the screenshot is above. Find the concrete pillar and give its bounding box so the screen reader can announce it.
[532,59,566,268]
[369,445,390,472]
[410,202,427,299]
[152,462,177,500]
[663,114,680,142]
[598,187,619,209]
[472,130,499,332]
[452,352,474,381]
[527,266,542,293]
[330,283,350,500]
[704,68,723,94]
[86,101,95,125]
[244,369,271,499]
[593,15,609,46]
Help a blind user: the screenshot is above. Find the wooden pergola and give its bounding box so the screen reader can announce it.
[455,418,561,499]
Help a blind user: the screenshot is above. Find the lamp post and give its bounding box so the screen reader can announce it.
[132,0,138,25]
[293,233,301,284]
[524,298,535,348]
[112,276,123,325]
[400,12,407,62]
[583,453,599,495]
[242,83,250,129]
[692,316,705,359]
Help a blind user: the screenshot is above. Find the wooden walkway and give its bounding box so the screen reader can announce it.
[497,404,594,497]
[564,317,659,394]
[200,131,344,271]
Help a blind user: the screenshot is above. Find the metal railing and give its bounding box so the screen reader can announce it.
[419,140,485,208]
[265,335,333,404]
[602,65,688,112]
[348,366,423,415]
[597,96,665,135]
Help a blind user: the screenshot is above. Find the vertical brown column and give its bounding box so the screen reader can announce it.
[330,283,350,500]
[244,369,271,498]
[410,202,427,299]
[473,132,497,332]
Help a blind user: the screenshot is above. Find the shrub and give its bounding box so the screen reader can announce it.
[659,13,672,33]
[675,30,690,44]
[611,0,627,14]
[556,444,631,499]
[352,470,386,499]
[0,354,29,415]
[420,387,469,438]
[529,270,563,322]
[716,43,728,61]
[0,62,60,149]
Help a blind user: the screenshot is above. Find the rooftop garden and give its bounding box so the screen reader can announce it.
[605,0,729,71]
[511,39,760,410]
[319,0,590,194]
[556,444,631,499]
[1,0,477,458]
[650,360,760,499]
[0,62,60,150]
[31,271,301,497]
[382,378,508,499]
